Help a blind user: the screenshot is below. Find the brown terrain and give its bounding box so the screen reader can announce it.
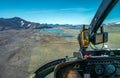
[0,29,79,78]
[0,20,119,78]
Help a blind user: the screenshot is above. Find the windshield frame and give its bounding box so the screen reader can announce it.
[89,0,119,35]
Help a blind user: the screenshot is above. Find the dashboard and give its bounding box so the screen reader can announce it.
[55,56,120,78]
[34,50,120,78]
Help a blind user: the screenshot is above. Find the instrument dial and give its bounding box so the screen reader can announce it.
[95,64,104,75]
[104,64,115,76]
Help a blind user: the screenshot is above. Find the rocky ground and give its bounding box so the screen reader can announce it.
[0,29,79,78]
[0,26,120,78]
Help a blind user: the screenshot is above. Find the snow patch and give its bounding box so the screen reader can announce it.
[116,22,120,24]
[20,21,24,27]
[27,24,31,27]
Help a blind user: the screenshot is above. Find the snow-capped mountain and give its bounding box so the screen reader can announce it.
[0,17,41,30]
[105,22,120,26]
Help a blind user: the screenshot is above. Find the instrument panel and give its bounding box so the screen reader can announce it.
[55,57,120,78]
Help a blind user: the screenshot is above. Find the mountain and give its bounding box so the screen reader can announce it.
[0,17,42,31]
[104,22,120,27]
[0,17,82,31]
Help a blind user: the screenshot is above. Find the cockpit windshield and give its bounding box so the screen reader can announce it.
[103,0,120,49]
[2,0,117,78]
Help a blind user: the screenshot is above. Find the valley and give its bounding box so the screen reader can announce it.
[0,17,120,78]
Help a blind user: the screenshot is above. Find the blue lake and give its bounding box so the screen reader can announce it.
[69,28,81,30]
[40,29,63,36]
[40,28,76,38]
[62,35,74,38]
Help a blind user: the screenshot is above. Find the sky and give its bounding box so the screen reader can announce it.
[0,0,102,25]
[103,0,120,24]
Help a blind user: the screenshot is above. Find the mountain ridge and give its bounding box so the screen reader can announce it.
[0,17,80,31]
[0,17,42,31]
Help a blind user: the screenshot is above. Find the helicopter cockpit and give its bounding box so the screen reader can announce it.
[35,0,120,78]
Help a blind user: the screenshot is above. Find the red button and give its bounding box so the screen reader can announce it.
[84,55,90,59]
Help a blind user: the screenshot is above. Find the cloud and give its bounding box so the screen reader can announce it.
[59,8,91,12]
[26,7,92,14]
